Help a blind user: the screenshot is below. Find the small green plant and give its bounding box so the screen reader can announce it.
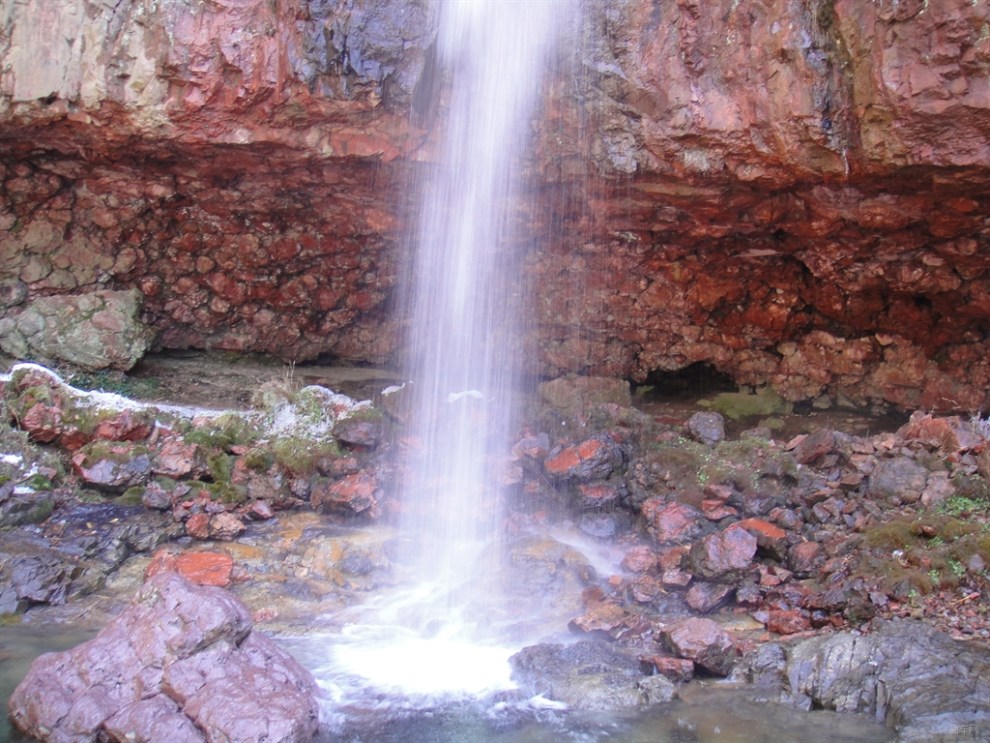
[939,495,990,517]
[25,472,53,490]
[928,568,941,587]
[948,558,966,578]
[185,413,261,450]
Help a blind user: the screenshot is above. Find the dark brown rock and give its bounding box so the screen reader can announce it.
[788,541,825,576]
[333,417,384,448]
[544,435,624,482]
[641,499,704,545]
[868,456,929,505]
[684,411,726,446]
[71,441,152,491]
[689,524,758,582]
[685,581,734,614]
[660,617,737,677]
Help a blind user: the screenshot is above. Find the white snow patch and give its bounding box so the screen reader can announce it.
[4,362,236,423]
[263,385,372,441]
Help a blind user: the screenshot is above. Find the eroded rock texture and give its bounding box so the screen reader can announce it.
[1,0,988,411]
[8,572,321,743]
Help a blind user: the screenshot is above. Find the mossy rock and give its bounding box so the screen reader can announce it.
[185,412,262,450]
[699,438,798,492]
[271,436,342,476]
[698,386,792,420]
[241,445,276,472]
[538,375,632,415]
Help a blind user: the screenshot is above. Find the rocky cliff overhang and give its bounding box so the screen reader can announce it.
[1,0,988,412]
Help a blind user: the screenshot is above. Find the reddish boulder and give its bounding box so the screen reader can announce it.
[660,617,737,677]
[152,438,208,479]
[736,517,789,562]
[641,499,704,545]
[788,541,825,576]
[7,573,319,743]
[310,471,380,517]
[574,481,624,510]
[146,549,234,587]
[185,513,211,540]
[685,582,735,614]
[91,408,155,443]
[628,575,665,604]
[208,512,247,542]
[689,524,758,581]
[620,545,658,573]
[71,441,152,491]
[790,429,836,465]
[544,435,624,482]
[18,401,63,444]
[640,655,695,683]
[569,599,631,638]
[766,609,813,636]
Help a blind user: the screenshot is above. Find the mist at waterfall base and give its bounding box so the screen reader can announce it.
[303,0,572,714]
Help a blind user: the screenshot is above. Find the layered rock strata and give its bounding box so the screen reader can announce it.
[1,0,988,411]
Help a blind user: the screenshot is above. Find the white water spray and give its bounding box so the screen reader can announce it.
[399,0,565,616]
[321,0,575,703]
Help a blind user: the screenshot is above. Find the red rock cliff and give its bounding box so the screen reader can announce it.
[1,0,988,412]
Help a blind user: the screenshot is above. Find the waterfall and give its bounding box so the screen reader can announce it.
[398,0,564,617]
[323,0,576,702]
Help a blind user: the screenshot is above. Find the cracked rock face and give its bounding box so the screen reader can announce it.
[0,288,152,370]
[1,0,988,411]
[7,572,321,743]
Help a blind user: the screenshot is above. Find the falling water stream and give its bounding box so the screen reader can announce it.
[307,0,572,710]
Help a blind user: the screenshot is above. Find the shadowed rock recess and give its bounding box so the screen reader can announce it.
[1,0,988,407]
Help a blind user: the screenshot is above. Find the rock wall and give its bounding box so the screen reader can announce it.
[1,0,988,411]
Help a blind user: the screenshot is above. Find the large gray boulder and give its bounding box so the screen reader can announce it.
[509,639,676,710]
[735,619,990,743]
[8,572,321,742]
[0,288,152,370]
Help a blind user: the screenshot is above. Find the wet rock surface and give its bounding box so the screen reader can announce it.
[1,1,987,409]
[736,619,990,743]
[8,572,321,743]
[510,639,676,710]
[1,360,989,741]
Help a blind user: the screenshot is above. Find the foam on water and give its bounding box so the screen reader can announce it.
[331,625,517,699]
